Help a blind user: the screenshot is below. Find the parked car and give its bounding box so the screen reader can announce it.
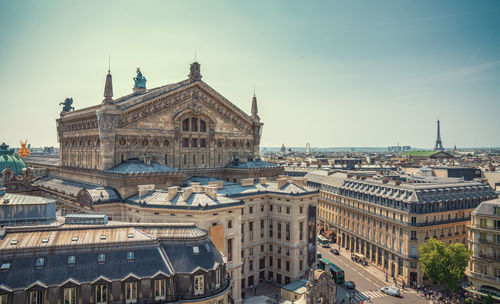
[381,286,401,297]
[330,248,340,255]
[317,252,322,259]
[345,281,356,289]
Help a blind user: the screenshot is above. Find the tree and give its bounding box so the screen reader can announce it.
[419,238,472,294]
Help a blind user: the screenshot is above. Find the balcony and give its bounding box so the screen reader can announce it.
[478,239,500,247]
[478,254,500,263]
[467,270,500,284]
[175,276,231,301]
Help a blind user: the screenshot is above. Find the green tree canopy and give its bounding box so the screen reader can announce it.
[419,238,472,293]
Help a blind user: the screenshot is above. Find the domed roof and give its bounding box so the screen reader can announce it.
[0,142,26,176]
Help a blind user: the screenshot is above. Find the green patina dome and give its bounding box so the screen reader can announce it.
[0,142,26,176]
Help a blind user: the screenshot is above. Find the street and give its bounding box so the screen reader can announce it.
[317,246,430,304]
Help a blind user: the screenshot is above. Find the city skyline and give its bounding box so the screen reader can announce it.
[1,0,499,148]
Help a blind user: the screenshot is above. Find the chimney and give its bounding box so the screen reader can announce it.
[277,177,288,189]
[192,184,203,193]
[168,186,178,200]
[258,177,267,185]
[291,177,306,187]
[204,186,218,200]
[183,187,193,200]
[382,178,389,184]
[240,178,254,187]
[138,184,155,197]
[395,181,401,186]
[208,181,224,189]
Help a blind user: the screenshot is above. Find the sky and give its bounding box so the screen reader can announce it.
[0,0,499,149]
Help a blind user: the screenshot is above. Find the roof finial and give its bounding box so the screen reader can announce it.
[251,88,259,120]
[102,63,114,104]
[253,84,256,97]
[108,55,111,73]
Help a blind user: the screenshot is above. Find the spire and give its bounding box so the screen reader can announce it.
[251,93,259,120]
[433,118,444,151]
[102,70,114,105]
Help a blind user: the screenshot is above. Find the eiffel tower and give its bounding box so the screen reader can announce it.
[433,119,444,151]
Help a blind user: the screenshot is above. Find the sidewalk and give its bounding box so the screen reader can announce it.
[335,246,415,294]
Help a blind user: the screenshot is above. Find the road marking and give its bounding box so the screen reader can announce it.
[362,291,386,299]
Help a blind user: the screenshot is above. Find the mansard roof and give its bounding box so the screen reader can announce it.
[306,171,497,204]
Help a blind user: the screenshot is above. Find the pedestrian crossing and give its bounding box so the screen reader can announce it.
[361,290,386,299]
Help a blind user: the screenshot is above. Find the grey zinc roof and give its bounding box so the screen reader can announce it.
[106,160,178,174]
[219,180,315,196]
[472,198,500,216]
[128,189,240,209]
[162,241,223,273]
[0,192,55,205]
[225,159,278,169]
[0,248,171,289]
[33,177,119,202]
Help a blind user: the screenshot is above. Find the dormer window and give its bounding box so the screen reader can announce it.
[98,253,105,263]
[10,240,17,245]
[192,246,200,254]
[100,235,106,240]
[127,252,135,261]
[71,236,78,242]
[35,257,45,269]
[194,275,204,295]
[68,255,76,266]
[1,262,11,271]
[42,238,49,243]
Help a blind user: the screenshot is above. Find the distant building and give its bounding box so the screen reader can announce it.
[402,150,454,165]
[466,198,500,302]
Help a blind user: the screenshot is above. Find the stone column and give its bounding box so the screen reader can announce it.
[96,105,120,170]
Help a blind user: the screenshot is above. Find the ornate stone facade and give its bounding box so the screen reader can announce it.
[57,62,263,171]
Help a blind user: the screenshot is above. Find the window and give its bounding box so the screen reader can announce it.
[35,257,45,269]
[249,222,254,240]
[270,204,273,212]
[1,262,10,271]
[228,220,232,229]
[261,220,265,238]
[125,282,137,303]
[200,120,206,132]
[127,252,135,261]
[182,119,189,131]
[0,294,7,304]
[216,268,222,288]
[300,207,303,214]
[299,222,304,241]
[278,206,282,213]
[227,238,233,262]
[200,138,206,147]
[191,138,197,147]
[278,222,282,239]
[269,219,273,237]
[299,260,303,271]
[98,253,106,263]
[64,287,76,304]
[269,256,273,267]
[277,258,281,269]
[182,138,189,147]
[250,207,253,214]
[192,246,200,254]
[29,290,43,304]
[95,284,108,304]
[286,261,290,272]
[194,275,204,295]
[191,118,198,131]
[154,279,167,300]
[68,255,75,266]
[286,222,290,241]
[411,231,417,240]
[249,248,253,256]
[241,224,245,242]
[249,260,253,271]
[286,207,290,214]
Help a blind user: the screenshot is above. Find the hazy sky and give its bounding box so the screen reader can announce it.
[1,0,499,149]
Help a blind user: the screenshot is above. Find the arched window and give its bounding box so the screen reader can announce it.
[191,118,198,132]
[182,119,189,131]
[200,120,206,132]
